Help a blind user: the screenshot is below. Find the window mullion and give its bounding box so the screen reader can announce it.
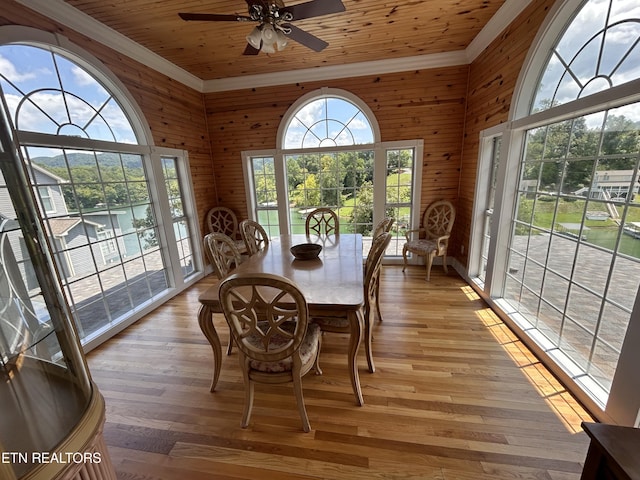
[274,150,290,235]
[485,128,525,297]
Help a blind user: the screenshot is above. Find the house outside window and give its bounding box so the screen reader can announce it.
[0,28,202,349]
[242,88,423,259]
[471,0,640,420]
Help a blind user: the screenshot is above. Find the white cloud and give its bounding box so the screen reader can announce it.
[0,55,38,83]
[71,66,98,87]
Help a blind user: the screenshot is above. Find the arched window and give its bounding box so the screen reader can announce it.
[0,28,202,349]
[472,0,640,418]
[282,96,375,148]
[243,88,423,258]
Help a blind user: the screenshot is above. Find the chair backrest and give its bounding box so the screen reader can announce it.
[240,219,269,255]
[364,232,391,302]
[305,208,339,236]
[373,217,395,238]
[422,200,456,240]
[203,232,242,279]
[219,273,309,363]
[206,206,239,237]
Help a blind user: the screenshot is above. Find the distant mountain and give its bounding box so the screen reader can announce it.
[31,152,144,169]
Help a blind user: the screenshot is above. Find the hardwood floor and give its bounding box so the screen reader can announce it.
[87,266,594,480]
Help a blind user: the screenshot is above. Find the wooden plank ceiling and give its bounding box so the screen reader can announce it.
[62,0,507,81]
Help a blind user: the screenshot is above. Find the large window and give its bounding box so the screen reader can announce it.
[472,0,640,414]
[0,31,202,349]
[243,89,423,259]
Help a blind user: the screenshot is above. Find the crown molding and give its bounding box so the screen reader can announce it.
[14,0,204,92]
[17,0,532,93]
[466,0,535,62]
[202,50,470,92]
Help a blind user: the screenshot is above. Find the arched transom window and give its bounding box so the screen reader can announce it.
[1,44,137,142]
[283,96,374,149]
[532,0,640,112]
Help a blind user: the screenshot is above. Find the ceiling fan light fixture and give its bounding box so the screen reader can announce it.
[246,26,262,49]
[180,0,346,55]
[261,41,276,54]
[261,24,277,43]
[276,30,288,51]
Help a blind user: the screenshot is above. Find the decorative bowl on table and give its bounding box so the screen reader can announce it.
[290,243,322,260]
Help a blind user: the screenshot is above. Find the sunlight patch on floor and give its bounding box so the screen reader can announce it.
[475,307,593,434]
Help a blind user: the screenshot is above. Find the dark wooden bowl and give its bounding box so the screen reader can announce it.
[290,243,322,260]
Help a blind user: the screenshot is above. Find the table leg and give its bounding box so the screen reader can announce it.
[198,304,222,392]
[348,309,364,406]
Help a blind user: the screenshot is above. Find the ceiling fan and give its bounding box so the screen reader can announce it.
[178,0,346,55]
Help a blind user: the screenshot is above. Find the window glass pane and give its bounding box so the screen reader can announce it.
[385,149,414,257]
[20,145,170,340]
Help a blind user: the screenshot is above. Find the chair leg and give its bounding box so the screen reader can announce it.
[292,369,311,432]
[402,246,408,272]
[227,325,233,355]
[240,357,254,428]
[363,305,375,373]
[442,253,448,274]
[425,253,434,281]
[313,334,323,376]
[375,277,383,322]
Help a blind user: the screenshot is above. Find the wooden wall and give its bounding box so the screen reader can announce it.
[457,0,557,265]
[204,67,468,235]
[1,1,217,237]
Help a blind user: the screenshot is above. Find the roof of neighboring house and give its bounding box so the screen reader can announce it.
[30,163,69,183]
[48,217,104,236]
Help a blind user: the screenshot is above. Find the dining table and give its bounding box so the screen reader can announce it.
[197,233,366,406]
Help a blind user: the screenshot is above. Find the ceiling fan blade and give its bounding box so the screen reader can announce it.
[282,0,345,21]
[178,13,250,22]
[284,24,329,52]
[243,43,261,55]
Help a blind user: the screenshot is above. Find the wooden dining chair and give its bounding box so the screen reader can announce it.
[372,216,394,238]
[402,200,455,281]
[205,206,247,255]
[203,232,243,356]
[371,217,394,321]
[305,208,339,236]
[239,219,269,255]
[203,232,242,279]
[311,232,391,374]
[218,272,322,432]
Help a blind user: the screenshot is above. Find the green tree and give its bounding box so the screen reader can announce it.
[132,206,158,248]
[290,174,321,207]
[350,181,374,235]
[254,159,277,205]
